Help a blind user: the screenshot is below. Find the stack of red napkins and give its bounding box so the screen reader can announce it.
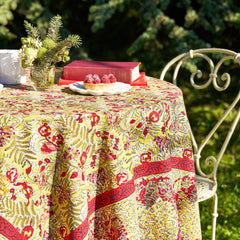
[58,60,147,86]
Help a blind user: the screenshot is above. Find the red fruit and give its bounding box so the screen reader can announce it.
[101,74,110,83]
[93,74,101,83]
[84,74,94,83]
[86,78,94,84]
[108,73,117,83]
[93,78,101,84]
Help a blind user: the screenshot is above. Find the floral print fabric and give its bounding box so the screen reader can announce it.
[0,78,201,239]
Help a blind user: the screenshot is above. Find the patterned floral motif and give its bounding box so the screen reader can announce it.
[136,176,174,207]
[88,210,128,240]
[38,122,64,154]
[0,78,201,239]
[0,126,15,147]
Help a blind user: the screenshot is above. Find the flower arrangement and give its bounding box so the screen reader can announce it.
[20,15,81,90]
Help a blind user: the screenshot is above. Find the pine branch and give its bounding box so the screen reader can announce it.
[47,15,63,42]
[24,20,40,40]
[35,34,82,67]
[65,34,82,48]
[21,15,82,70]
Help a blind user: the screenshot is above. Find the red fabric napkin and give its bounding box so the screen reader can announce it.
[130,72,147,86]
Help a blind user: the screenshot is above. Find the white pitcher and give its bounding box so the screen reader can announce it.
[0,49,26,84]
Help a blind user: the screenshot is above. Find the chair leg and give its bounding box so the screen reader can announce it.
[211,193,218,240]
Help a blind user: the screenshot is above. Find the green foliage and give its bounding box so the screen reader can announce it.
[200,157,240,240]
[20,15,81,69]
[24,20,41,40]
[87,0,240,77]
[46,14,62,41]
[0,0,18,40]
[89,0,125,32]
[0,0,17,25]
[181,82,240,239]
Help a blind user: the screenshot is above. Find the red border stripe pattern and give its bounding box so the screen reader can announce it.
[64,157,195,240]
[0,216,26,240]
[0,157,194,240]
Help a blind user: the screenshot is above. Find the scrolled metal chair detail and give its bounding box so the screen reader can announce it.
[160,48,240,240]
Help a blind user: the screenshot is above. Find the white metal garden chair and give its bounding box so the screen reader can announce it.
[160,48,240,240]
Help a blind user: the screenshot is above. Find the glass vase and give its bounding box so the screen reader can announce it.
[30,65,55,91]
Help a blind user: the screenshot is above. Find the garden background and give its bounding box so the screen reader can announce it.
[1,0,239,239]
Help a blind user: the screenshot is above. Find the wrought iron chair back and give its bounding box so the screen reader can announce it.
[160,48,240,240]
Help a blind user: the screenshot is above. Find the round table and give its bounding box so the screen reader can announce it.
[0,77,201,240]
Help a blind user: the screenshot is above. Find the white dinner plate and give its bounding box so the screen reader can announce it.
[69,82,132,96]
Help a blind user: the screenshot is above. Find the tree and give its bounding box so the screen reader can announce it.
[88,0,240,76]
[3,0,240,76]
[0,0,47,48]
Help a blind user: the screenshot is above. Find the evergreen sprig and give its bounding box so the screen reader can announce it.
[23,20,40,40]
[20,15,82,69]
[66,34,82,48]
[47,14,63,42]
[38,35,82,67]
